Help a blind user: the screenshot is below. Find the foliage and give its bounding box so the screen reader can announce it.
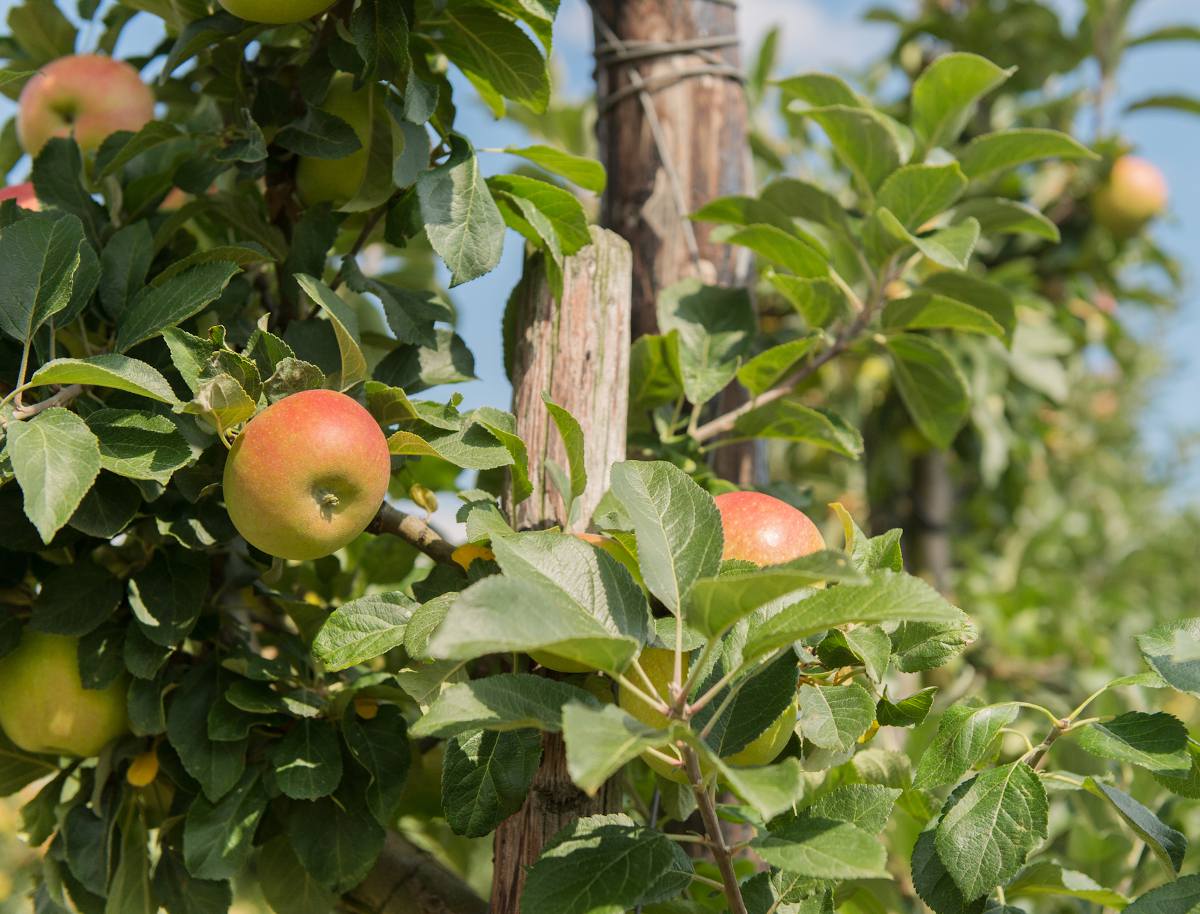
[0,0,1197,913]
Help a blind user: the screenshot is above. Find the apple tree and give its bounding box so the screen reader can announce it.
[0,0,1198,913]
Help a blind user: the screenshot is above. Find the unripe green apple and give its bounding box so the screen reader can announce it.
[223,389,391,561]
[0,183,38,210]
[1093,155,1168,237]
[295,75,374,207]
[17,54,154,156]
[618,647,796,781]
[0,631,128,757]
[714,490,825,566]
[217,0,335,24]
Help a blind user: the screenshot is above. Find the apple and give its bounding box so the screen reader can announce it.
[0,183,39,210]
[218,0,335,24]
[617,647,795,781]
[1093,155,1168,237]
[295,75,374,207]
[126,749,160,787]
[714,491,825,566]
[223,389,391,561]
[0,631,128,757]
[18,54,155,156]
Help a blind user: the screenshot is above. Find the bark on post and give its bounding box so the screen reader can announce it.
[591,0,760,485]
[490,226,633,912]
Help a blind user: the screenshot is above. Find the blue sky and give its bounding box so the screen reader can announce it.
[3,0,1196,491]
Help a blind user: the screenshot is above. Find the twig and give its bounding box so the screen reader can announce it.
[367,502,456,564]
[685,748,749,914]
[11,384,84,421]
[330,201,393,292]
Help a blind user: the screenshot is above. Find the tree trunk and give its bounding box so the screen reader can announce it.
[490,226,633,912]
[591,0,761,485]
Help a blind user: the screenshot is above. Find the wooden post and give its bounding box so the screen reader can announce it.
[490,226,633,913]
[591,0,761,485]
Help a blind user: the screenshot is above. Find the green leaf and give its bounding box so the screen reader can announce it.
[884,293,1006,339]
[912,821,987,914]
[753,817,890,879]
[351,0,409,82]
[183,767,268,880]
[27,355,179,405]
[7,408,100,543]
[286,789,385,893]
[1007,862,1128,908]
[723,224,828,278]
[544,394,587,501]
[0,212,84,343]
[886,334,970,449]
[797,683,876,753]
[312,592,417,672]
[436,5,550,112]
[892,617,978,672]
[686,551,866,638]
[342,704,410,826]
[1136,618,1200,698]
[94,120,186,178]
[914,703,1018,788]
[877,687,937,728]
[561,702,668,795]
[912,53,1013,150]
[731,400,864,458]
[877,163,968,229]
[1154,744,1200,799]
[115,262,240,352]
[792,105,904,192]
[951,198,1060,242]
[503,144,606,192]
[521,814,694,914]
[168,666,246,802]
[920,271,1016,339]
[767,274,849,328]
[417,135,505,286]
[294,273,367,390]
[31,560,122,636]
[1127,24,1200,47]
[105,812,154,914]
[257,837,337,914]
[85,409,191,484]
[378,336,475,399]
[442,728,541,837]
[935,763,1048,898]
[1076,712,1190,774]
[717,756,814,822]
[811,784,901,833]
[474,406,533,505]
[1125,94,1200,116]
[412,673,599,738]
[776,72,865,107]
[428,576,640,675]
[817,625,892,683]
[737,335,821,395]
[760,177,852,232]
[743,570,967,662]
[656,279,755,405]
[271,719,343,801]
[0,730,58,797]
[98,222,154,320]
[488,173,590,256]
[1122,875,1200,914]
[957,129,1097,180]
[609,460,724,615]
[1083,778,1187,873]
[129,547,208,647]
[876,209,980,270]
